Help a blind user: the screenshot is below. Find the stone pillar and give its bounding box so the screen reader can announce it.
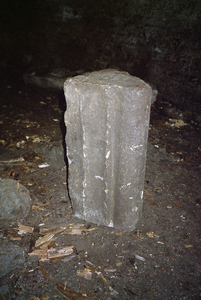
[64,69,152,231]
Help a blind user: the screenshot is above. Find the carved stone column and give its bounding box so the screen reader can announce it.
[64,69,152,231]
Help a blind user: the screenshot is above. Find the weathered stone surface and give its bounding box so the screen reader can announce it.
[0,179,32,228]
[0,242,25,278]
[64,69,152,231]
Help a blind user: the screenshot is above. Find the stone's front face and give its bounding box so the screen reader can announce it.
[64,69,152,231]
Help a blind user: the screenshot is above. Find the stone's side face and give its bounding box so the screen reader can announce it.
[64,69,152,231]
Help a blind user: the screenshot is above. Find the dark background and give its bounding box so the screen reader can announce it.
[1,0,201,110]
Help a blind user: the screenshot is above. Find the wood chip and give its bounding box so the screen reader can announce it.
[39,240,56,250]
[104,268,117,273]
[47,246,74,259]
[95,271,113,292]
[28,246,74,261]
[40,224,94,236]
[134,236,142,241]
[56,283,93,300]
[146,232,155,238]
[143,189,150,195]
[35,233,56,247]
[10,237,21,241]
[28,296,40,300]
[40,227,66,235]
[18,223,34,235]
[64,225,96,234]
[174,201,180,207]
[116,260,122,267]
[0,157,25,164]
[40,264,47,280]
[32,205,44,211]
[28,249,48,261]
[76,268,92,280]
[185,245,193,248]
[115,231,122,236]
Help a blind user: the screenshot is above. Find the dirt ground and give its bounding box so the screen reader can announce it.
[0,68,201,300]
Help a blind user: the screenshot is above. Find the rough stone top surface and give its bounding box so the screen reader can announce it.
[66,69,150,90]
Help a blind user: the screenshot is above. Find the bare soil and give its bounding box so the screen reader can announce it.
[0,69,201,300]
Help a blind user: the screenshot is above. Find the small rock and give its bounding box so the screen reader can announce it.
[110,289,119,297]
[0,242,25,278]
[163,105,182,119]
[0,285,10,298]
[0,179,32,228]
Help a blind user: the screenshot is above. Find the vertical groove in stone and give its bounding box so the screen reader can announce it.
[64,69,152,231]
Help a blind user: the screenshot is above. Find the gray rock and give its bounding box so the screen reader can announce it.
[23,72,66,89]
[0,179,32,228]
[0,242,25,278]
[48,145,65,169]
[23,68,86,90]
[0,285,9,298]
[64,69,152,231]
